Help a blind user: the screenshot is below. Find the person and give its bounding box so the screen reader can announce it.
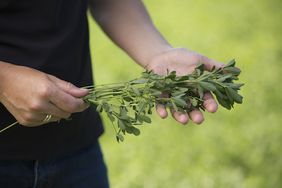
[0,0,222,187]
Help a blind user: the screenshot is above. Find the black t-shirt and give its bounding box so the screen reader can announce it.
[0,0,103,160]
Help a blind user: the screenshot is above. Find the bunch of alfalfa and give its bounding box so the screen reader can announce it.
[83,59,244,142]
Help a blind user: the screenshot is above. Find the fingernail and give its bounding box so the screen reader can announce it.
[180,114,188,124]
[161,109,168,117]
[195,115,204,124]
[84,102,90,109]
[80,88,89,92]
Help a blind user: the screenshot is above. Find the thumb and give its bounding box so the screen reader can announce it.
[48,75,89,98]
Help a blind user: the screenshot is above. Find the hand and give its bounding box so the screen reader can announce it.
[146,47,225,125]
[0,62,89,127]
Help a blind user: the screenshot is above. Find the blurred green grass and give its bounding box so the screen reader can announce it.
[88,0,282,187]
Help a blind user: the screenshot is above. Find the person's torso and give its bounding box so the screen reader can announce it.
[0,0,104,160]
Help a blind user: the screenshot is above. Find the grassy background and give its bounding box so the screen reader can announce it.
[88,0,282,187]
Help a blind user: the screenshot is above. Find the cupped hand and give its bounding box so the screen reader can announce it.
[0,62,89,127]
[146,48,225,125]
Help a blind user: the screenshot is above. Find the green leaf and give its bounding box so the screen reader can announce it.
[136,114,143,123]
[102,102,110,112]
[171,92,186,97]
[140,115,152,123]
[176,87,189,93]
[227,83,244,90]
[223,67,241,75]
[199,82,217,91]
[176,75,189,81]
[120,106,127,116]
[118,119,126,130]
[217,74,233,82]
[197,85,204,99]
[132,127,141,136]
[217,96,232,110]
[171,101,178,111]
[96,104,103,113]
[136,114,151,123]
[137,101,147,113]
[123,96,133,102]
[172,97,188,107]
[130,78,148,84]
[132,87,141,96]
[107,113,115,122]
[148,103,153,114]
[225,59,236,68]
[165,78,173,85]
[195,64,205,73]
[225,87,234,104]
[154,81,165,89]
[116,134,124,142]
[213,90,224,99]
[226,87,243,104]
[191,98,198,107]
[150,89,162,96]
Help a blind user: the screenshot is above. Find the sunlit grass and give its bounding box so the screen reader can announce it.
[88,0,282,187]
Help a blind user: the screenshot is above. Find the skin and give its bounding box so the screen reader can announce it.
[0,62,89,126]
[89,0,224,125]
[0,0,223,127]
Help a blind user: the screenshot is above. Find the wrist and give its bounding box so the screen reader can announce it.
[140,44,173,68]
[142,45,175,69]
[0,61,14,96]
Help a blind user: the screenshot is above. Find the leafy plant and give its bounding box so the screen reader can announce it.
[83,59,244,142]
[0,60,243,140]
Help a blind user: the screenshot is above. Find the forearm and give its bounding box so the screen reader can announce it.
[0,61,13,96]
[89,0,171,67]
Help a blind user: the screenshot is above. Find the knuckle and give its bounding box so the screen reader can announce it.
[67,102,81,113]
[192,53,202,63]
[29,100,42,111]
[66,82,74,89]
[200,55,209,63]
[22,113,34,123]
[172,48,186,57]
[177,47,188,53]
[38,83,52,98]
[19,118,31,126]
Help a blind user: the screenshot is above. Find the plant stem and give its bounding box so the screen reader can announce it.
[0,121,18,133]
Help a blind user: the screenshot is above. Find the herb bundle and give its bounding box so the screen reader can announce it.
[84,59,244,142]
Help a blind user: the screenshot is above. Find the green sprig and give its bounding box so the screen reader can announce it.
[84,59,244,142]
[0,60,244,140]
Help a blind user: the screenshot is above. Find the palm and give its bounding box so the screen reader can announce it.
[146,48,223,125]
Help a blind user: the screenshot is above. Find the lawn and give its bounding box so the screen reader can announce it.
[88,0,282,187]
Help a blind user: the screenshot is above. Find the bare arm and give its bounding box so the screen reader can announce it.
[89,0,171,67]
[89,0,225,125]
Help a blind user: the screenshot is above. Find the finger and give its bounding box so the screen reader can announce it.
[48,75,89,98]
[156,92,169,119]
[171,109,189,125]
[203,92,218,113]
[200,56,225,71]
[49,88,89,113]
[38,115,61,124]
[43,115,62,124]
[33,116,62,127]
[188,109,204,124]
[18,113,61,127]
[40,102,71,119]
[156,104,168,119]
